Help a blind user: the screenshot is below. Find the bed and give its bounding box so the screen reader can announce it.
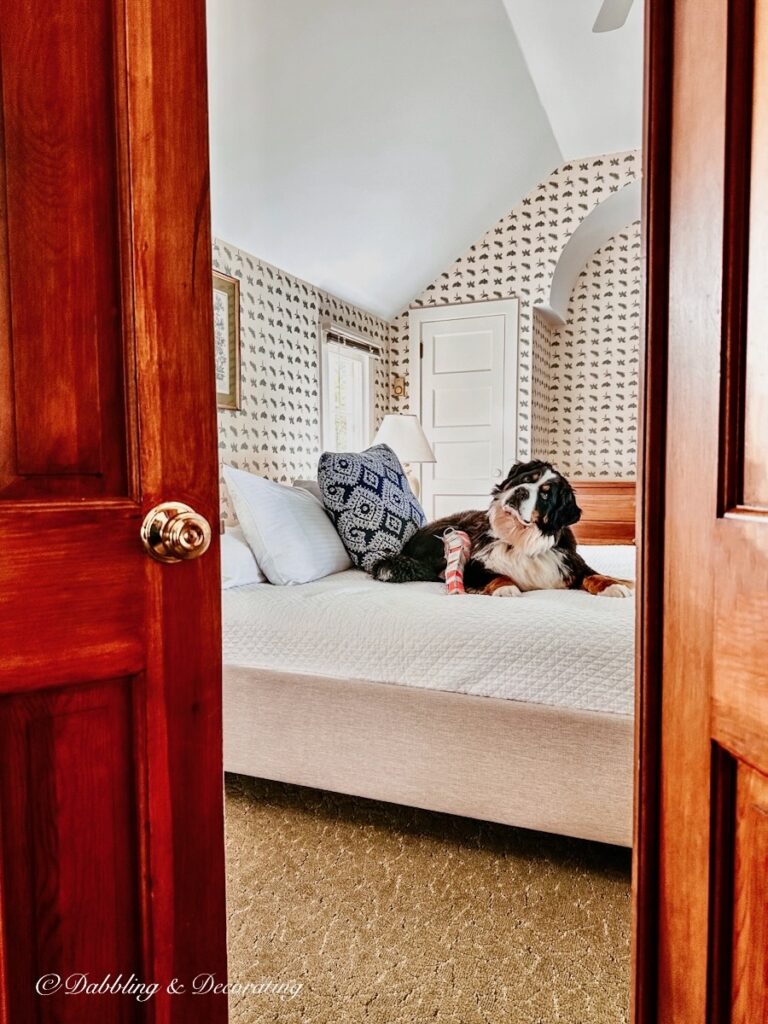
[222,537,636,848]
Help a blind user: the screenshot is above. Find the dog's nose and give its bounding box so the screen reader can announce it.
[507,486,529,508]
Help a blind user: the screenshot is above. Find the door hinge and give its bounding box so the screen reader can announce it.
[420,342,424,359]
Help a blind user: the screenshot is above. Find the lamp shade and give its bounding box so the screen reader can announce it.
[373,414,436,464]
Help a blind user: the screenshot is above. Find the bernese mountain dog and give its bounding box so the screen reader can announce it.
[372,459,632,598]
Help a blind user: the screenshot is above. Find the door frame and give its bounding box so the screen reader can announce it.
[407,298,520,500]
[631,0,674,1020]
[201,1,677,1017]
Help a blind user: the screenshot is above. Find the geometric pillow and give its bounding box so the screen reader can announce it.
[317,444,427,574]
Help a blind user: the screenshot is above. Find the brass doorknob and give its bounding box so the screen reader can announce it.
[140,502,212,563]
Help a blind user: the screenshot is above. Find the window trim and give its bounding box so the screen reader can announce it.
[318,319,381,452]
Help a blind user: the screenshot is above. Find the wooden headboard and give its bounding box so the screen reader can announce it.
[570,480,636,545]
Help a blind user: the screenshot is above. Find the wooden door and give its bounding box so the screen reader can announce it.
[410,300,518,518]
[0,3,228,1022]
[635,0,768,1020]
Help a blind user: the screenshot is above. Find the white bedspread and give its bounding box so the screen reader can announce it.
[222,545,635,716]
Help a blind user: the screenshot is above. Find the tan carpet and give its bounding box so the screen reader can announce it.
[225,774,630,1024]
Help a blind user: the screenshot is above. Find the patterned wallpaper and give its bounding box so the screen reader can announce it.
[213,239,391,522]
[215,152,641,520]
[545,222,642,477]
[531,309,554,457]
[389,151,641,473]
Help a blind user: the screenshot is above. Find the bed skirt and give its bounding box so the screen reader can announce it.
[223,666,634,847]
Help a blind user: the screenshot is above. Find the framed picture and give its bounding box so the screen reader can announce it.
[213,271,241,410]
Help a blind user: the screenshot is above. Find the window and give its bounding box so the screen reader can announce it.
[320,321,379,452]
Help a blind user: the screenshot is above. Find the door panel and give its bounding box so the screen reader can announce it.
[0,680,141,1024]
[433,384,494,427]
[731,764,768,1024]
[0,508,142,689]
[0,2,227,1022]
[0,0,127,496]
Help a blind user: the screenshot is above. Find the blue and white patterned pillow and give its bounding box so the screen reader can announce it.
[317,444,426,573]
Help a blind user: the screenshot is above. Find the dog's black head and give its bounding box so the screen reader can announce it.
[491,460,581,536]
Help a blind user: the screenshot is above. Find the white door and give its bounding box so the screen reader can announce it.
[410,300,519,520]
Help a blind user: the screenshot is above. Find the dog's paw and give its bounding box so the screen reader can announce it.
[371,559,393,582]
[493,584,522,598]
[598,583,633,598]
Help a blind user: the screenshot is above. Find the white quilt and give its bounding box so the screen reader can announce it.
[222,546,636,716]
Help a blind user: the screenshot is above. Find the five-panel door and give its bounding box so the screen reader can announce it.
[411,300,519,519]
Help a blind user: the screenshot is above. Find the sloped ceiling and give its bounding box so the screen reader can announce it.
[207,0,642,321]
[207,0,560,319]
[503,0,643,159]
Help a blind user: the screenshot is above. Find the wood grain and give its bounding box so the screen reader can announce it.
[635,0,768,1021]
[0,505,143,690]
[712,521,768,778]
[731,764,768,1024]
[0,0,127,495]
[0,681,141,1024]
[631,0,673,1019]
[654,0,729,1018]
[571,480,636,545]
[0,1,227,1021]
[743,0,768,509]
[124,2,228,1018]
[655,0,727,1014]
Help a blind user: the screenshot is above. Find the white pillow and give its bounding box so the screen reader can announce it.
[223,465,352,585]
[221,526,266,589]
[578,544,636,580]
[292,479,322,502]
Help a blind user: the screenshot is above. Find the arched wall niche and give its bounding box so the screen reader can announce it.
[536,179,641,327]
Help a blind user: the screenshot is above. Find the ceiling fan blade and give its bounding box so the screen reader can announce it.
[592,0,635,33]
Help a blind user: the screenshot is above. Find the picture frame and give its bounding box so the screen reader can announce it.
[213,271,241,410]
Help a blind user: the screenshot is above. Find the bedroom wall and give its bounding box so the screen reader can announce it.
[545,222,642,478]
[531,309,554,458]
[389,150,641,476]
[213,239,391,522]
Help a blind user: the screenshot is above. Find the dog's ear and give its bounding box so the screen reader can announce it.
[493,461,524,494]
[549,482,582,532]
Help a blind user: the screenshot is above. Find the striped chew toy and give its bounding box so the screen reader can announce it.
[442,528,472,595]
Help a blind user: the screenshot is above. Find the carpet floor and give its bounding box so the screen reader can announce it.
[224,774,630,1024]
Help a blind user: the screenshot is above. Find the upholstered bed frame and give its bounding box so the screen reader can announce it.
[222,481,637,848]
[223,668,633,846]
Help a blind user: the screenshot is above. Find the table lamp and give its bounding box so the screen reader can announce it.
[373,414,436,499]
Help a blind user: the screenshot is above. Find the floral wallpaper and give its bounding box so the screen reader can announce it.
[389,151,641,472]
[213,239,391,522]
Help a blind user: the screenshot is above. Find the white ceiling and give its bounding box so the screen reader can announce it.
[207,0,643,321]
[503,0,643,159]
